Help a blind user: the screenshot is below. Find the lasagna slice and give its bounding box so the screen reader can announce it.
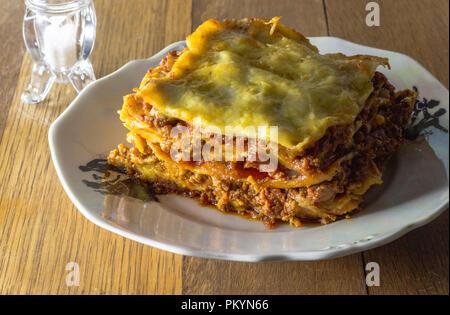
[108,18,417,228]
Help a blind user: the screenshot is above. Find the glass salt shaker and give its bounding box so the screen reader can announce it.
[22,0,96,104]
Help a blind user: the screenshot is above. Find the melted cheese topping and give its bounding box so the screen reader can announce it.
[137,18,388,150]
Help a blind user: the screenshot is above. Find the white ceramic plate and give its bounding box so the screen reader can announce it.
[49,38,449,261]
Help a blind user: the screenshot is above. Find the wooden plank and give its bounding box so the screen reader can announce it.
[0,0,191,294]
[182,0,367,295]
[91,0,193,78]
[325,0,449,88]
[192,0,328,36]
[363,211,449,294]
[183,255,367,294]
[0,0,26,141]
[325,0,449,295]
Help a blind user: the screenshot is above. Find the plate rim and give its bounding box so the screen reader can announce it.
[49,37,449,262]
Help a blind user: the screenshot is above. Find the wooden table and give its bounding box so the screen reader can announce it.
[0,0,448,295]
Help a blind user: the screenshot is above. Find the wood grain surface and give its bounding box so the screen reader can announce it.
[325,0,449,295]
[0,0,448,295]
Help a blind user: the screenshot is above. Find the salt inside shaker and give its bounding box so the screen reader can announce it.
[22,0,96,104]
